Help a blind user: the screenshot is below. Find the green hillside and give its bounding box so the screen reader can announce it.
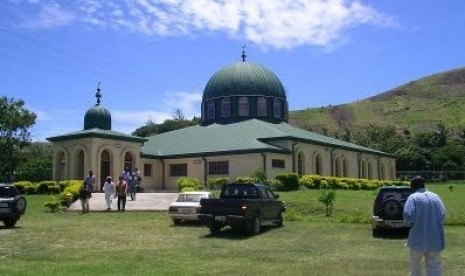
[290,67,465,135]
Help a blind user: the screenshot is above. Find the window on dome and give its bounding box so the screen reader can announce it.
[238,97,249,116]
[273,99,282,118]
[206,100,215,120]
[257,97,267,117]
[221,98,230,117]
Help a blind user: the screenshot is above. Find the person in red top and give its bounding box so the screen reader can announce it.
[116,176,127,211]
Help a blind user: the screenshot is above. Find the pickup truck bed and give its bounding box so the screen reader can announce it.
[199,183,285,235]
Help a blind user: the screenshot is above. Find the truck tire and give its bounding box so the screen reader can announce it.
[382,199,402,220]
[209,223,221,236]
[172,219,181,225]
[4,218,17,228]
[247,215,261,235]
[276,212,283,227]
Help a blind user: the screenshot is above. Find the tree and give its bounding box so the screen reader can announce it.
[318,190,336,216]
[15,142,53,182]
[132,110,200,137]
[0,96,36,182]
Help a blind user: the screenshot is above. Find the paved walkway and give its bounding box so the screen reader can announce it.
[68,192,179,212]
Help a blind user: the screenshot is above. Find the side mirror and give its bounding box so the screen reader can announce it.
[275,194,280,199]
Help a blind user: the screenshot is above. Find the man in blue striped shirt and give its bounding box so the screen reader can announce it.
[403,175,446,276]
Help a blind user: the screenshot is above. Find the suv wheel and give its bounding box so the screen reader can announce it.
[14,197,27,215]
[382,199,402,220]
[4,218,17,228]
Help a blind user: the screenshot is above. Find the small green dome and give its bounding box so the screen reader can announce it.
[202,61,286,101]
[84,105,111,130]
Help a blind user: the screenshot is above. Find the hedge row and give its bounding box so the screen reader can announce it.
[298,175,408,191]
[176,174,408,192]
[14,180,69,195]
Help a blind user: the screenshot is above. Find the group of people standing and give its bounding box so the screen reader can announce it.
[79,167,141,213]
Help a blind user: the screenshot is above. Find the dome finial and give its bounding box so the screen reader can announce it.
[95,81,102,106]
[241,44,247,62]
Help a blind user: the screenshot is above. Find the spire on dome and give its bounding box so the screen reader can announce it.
[241,44,247,62]
[95,81,102,106]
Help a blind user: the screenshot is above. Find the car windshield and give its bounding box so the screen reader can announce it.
[0,186,18,198]
[176,194,207,202]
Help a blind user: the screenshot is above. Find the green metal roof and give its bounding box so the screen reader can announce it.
[202,61,287,101]
[141,119,390,159]
[46,128,147,143]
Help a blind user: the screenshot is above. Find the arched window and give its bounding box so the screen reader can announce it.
[389,163,396,180]
[273,98,282,118]
[257,97,267,117]
[334,157,341,177]
[315,154,322,175]
[238,97,249,116]
[361,160,368,179]
[58,151,66,180]
[77,150,85,180]
[342,157,348,177]
[380,163,386,180]
[221,98,230,117]
[368,161,373,180]
[297,152,305,176]
[206,100,215,120]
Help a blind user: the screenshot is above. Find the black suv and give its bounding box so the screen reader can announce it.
[372,186,413,237]
[0,183,27,228]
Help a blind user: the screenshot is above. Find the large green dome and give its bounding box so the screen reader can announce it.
[202,61,286,101]
[84,105,111,130]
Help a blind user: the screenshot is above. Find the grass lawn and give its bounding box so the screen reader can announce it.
[1,185,464,275]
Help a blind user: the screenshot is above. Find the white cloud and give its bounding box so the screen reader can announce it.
[11,0,396,49]
[22,3,76,29]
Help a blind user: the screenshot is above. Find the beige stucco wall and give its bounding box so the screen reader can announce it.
[51,136,396,192]
[51,137,143,191]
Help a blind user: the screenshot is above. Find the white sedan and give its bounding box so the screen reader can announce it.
[168,191,214,224]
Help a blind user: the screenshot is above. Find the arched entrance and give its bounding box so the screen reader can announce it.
[100,150,111,192]
[124,152,133,172]
[297,152,305,176]
[58,152,66,180]
[77,150,85,180]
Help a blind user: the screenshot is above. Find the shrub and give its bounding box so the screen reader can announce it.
[283,208,303,221]
[251,168,267,183]
[235,176,255,184]
[37,181,57,194]
[44,196,62,212]
[61,180,84,203]
[275,173,300,191]
[48,185,62,194]
[268,179,283,191]
[177,177,200,191]
[14,181,33,194]
[300,175,314,189]
[25,185,37,194]
[58,180,69,191]
[318,190,336,216]
[320,179,328,189]
[207,178,229,190]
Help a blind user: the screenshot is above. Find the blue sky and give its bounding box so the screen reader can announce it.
[1,0,464,141]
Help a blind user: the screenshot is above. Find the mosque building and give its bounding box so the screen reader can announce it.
[47,52,395,191]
